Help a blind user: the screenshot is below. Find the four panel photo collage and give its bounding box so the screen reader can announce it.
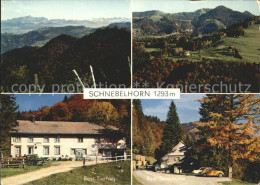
[1,0,259,185]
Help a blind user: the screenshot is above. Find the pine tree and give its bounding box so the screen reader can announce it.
[199,94,226,122]
[181,133,200,172]
[0,95,18,156]
[197,94,229,173]
[133,99,143,115]
[63,95,68,102]
[196,95,260,178]
[159,101,183,159]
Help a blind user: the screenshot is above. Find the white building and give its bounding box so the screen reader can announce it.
[161,141,185,173]
[10,120,126,159]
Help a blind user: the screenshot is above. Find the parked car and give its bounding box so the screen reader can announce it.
[201,168,224,177]
[193,167,214,175]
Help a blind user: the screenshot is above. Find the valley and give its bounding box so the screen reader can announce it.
[133,6,260,92]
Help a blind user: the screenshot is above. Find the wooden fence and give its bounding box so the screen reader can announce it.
[83,155,131,166]
[1,157,25,169]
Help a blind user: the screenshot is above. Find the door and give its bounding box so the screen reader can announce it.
[75,149,83,160]
[15,146,21,156]
[28,146,34,155]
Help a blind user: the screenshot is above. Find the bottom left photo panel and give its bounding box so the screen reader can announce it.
[0,94,131,185]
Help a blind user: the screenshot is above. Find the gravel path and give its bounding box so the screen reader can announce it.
[133,170,232,185]
[1,161,105,185]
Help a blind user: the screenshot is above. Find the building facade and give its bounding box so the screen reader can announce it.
[161,141,185,173]
[11,120,126,159]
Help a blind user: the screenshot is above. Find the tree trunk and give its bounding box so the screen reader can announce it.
[228,164,232,179]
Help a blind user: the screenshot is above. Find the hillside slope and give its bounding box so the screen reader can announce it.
[1,27,131,92]
[133,6,253,36]
[193,6,252,33]
[1,26,96,53]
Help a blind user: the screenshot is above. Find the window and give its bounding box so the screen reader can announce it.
[28,136,33,143]
[78,137,83,143]
[83,149,87,155]
[15,146,21,156]
[54,146,60,155]
[43,146,49,155]
[13,137,21,142]
[55,136,60,143]
[28,146,34,155]
[44,137,49,143]
[71,149,76,155]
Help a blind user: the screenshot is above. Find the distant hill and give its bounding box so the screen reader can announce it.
[133,8,211,36]
[133,6,254,36]
[1,16,130,34]
[133,10,165,17]
[181,122,197,133]
[1,26,96,53]
[1,27,131,92]
[193,6,252,33]
[107,22,131,29]
[167,8,211,21]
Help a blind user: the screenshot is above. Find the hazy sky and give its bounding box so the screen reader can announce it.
[133,0,260,15]
[15,94,72,112]
[2,0,258,20]
[1,0,131,20]
[141,94,205,123]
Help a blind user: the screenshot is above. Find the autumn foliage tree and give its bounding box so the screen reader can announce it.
[50,102,72,121]
[196,95,260,179]
[133,100,165,157]
[85,101,119,124]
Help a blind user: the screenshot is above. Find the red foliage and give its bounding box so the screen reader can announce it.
[67,95,93,114]
[50,102,72,121]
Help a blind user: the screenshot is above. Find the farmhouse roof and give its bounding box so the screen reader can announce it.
[163,141,185,157]
[12,120,118,135]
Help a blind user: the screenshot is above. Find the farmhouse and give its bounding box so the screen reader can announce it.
[161,141,185,173]
[10,120,126,159]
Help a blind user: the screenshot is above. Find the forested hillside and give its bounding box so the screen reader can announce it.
[132,100,165,157]
[1,26,96,53]
[1,27,131,92]
[133,6,253,36]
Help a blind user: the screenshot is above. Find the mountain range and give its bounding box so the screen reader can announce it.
[133,6,254,36]
[1,26,95,53]
[1,16,130,34]
[1,22,130,54]
[1,27,131,92]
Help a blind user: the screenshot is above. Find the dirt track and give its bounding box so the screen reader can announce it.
[133,170,232,185]
[1,161,103,185]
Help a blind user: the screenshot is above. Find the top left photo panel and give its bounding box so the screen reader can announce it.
[1,0,131,93]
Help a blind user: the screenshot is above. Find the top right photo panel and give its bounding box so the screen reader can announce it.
[133,0,260,93]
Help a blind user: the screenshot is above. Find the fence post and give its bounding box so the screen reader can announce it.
[22,158,25,169]
[116,156,117,163]
[83,157,85,167]
[96,155,97,165]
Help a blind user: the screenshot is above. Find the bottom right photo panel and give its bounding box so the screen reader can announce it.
[132,94,259,185]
